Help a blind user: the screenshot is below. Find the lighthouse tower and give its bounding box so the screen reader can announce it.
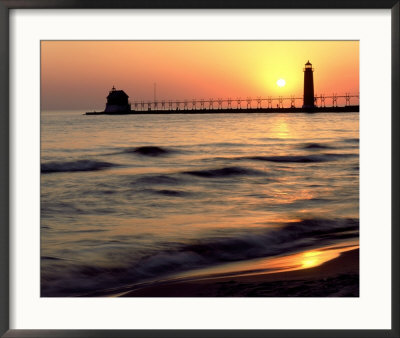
[303,60,315,109]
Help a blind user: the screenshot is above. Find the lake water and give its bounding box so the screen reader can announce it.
[41,111,359,296]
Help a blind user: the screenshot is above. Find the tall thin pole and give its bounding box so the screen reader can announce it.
[154,82,157,102]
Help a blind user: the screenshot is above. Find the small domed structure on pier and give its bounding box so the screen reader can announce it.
[104,86,131,113]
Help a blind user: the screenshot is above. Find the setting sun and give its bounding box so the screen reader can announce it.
[277,79,286,87]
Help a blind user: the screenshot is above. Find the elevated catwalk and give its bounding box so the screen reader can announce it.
[86,105,359,115]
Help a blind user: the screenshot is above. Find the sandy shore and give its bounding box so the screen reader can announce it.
[119,248,359,297]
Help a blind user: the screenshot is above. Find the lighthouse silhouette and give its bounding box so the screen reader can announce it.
[303,60,315,109]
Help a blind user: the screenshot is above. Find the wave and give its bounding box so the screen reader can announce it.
[144,189,192,197]
[41,218,358,296]
[183,166,265,178]
[134,175,183,186]
[42,256,64,261]
[124,146,173,156]
[301,143,333,150]
[338,138,360,146]
[247,155,326,163]
[41,160,116,174]
[195,142,246,147]
[245,153,356,163]
[342,138,359,144]
[58,229,110,234]
[171,218,359,264]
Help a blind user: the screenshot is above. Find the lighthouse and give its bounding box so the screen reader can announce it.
[303,60,315,109]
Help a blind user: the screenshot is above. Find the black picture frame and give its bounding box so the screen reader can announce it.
[1,1,399,337]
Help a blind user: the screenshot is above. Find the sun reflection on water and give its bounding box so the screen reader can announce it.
[301,251,333,269]
[172,243,359,281]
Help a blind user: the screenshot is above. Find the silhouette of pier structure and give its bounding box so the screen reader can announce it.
[86,61,359,115]
[127,93,359,112]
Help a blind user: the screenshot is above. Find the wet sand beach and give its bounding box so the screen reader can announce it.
[119,248,359,297]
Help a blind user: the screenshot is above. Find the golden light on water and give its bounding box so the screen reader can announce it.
[301,251,328,269]
[269,117,290,138]
[172,243,359,281]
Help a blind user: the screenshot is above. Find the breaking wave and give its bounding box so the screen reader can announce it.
[41,218,358,296]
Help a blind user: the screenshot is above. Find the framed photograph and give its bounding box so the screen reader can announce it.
[1,1,399,337]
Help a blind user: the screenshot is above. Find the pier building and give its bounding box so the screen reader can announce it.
[104,86,131,113]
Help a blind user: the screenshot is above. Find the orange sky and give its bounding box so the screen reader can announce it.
[41,41,359,111]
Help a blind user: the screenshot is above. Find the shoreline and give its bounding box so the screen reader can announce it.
[117,248,359,297]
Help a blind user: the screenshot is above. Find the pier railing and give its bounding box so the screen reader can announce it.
[130,93,359,111]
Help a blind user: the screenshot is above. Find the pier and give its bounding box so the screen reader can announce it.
[86,94,359,115]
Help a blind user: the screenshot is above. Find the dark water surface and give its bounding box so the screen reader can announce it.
[41,111,359,296]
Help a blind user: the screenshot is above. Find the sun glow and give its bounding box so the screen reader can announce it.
[300,250,337,269]
[277,79,286,87]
